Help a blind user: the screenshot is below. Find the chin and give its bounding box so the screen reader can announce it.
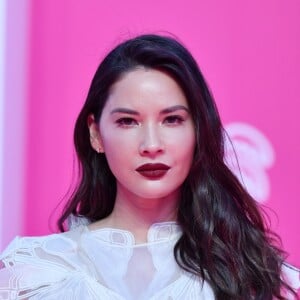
[135,188,180,201]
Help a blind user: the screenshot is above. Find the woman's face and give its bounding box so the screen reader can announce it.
[90,68,195,202]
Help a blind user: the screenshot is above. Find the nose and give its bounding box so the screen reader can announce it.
[139,123,164,157]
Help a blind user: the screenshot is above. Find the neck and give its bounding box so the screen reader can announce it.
[89,186,179,243]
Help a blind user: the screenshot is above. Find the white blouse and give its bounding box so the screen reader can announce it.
[0,222,215,300]
[0,222,299,300]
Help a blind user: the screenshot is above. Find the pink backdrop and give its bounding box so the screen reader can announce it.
[5,0,300,269]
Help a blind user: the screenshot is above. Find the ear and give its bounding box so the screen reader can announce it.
[87,114,104,153]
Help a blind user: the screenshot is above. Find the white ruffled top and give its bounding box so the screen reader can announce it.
[1,222,299,299]
[0,222,215,300]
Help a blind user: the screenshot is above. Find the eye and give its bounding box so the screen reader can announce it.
[116,117,138,127]
[164,115,184,125]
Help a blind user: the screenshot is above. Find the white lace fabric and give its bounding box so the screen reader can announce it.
[0,222,215,300]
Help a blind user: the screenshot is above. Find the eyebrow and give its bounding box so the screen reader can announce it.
[160,105,190,114]
[110,105,190,115]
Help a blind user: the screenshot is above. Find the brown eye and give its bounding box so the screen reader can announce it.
[164,115,184,125]
[116,117,138,127]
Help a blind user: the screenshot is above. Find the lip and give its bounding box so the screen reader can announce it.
[136,163,170,179]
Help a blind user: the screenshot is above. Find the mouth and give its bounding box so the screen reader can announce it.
[136,163,171,179]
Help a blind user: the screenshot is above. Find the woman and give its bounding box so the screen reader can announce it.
[0,34,299,299]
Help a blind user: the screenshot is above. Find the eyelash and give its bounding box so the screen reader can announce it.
[164,115,184,125]
[115,117,138,127]
[115,115,185,127]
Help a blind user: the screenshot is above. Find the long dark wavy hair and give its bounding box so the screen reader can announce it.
[58,34,296,299]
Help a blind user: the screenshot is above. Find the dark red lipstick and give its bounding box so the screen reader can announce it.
[136,163,170,179]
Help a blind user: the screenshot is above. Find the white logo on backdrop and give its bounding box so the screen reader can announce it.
[224,122,275,203]
[282,264,300,299]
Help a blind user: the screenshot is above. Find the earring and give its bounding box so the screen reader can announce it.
[97,146,103,153]
[90,135,103,153]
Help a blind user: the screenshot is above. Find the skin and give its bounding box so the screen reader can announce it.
[88,68,195,243]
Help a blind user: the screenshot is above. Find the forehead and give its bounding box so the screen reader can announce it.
[104,68,188,110]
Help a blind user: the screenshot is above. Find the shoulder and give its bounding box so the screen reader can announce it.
[0,226,106,299]
[1,227,83,261]
[0,228,84,274]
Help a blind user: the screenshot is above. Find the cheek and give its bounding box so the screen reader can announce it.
[102,137,123,159]
[102,143,128,181]
[178,133,196,174]
[188,134,196,159]
[172,128,196,158]
[101,133,137,169]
